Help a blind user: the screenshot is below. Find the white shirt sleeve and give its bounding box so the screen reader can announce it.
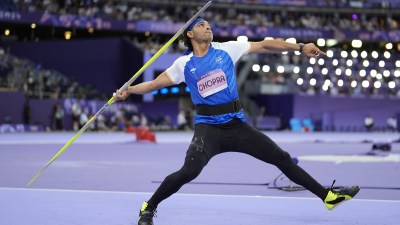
[212,41,250,63]
[165,55,191,84]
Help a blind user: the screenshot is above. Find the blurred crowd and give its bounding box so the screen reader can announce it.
[0,47,99,99]
[2,42,400,101]
[1,0,398,32]
[49,98,182,132]
[1,0,400,132]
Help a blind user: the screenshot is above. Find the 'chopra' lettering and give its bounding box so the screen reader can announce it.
[198,75,226,91]
[197,69,228,98]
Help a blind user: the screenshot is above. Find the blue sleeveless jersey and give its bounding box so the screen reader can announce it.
[166,41,250,124]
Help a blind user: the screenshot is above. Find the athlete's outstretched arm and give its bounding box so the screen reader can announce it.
[249,39,325,57]
[115,71,174,101]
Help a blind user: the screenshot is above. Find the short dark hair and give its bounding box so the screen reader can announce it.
[181,13,204,52]
[181,28,193,51]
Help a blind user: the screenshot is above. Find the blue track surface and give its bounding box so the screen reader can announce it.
[1,132,400,224]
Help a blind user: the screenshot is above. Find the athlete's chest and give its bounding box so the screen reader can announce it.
[185,49,229,81]
[185,49,232,98]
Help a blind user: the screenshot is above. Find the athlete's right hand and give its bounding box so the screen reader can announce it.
[114,88,129,101]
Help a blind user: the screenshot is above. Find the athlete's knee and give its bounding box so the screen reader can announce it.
[168,163,203,185]
[180,152,208,182]
[163,165,200,185]
[273,150,294,168]
[179,164,202,182]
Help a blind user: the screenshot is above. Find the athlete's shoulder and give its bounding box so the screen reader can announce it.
[212,41,246,49]
[211,41,250,63]
[172,53,193,67]
[175,53,193,61]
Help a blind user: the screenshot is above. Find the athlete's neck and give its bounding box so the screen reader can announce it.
[192,42,211,57]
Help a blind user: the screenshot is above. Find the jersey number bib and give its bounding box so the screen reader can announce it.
[197,69,228,98]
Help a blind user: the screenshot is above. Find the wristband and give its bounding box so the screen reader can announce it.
[299,43,305,53]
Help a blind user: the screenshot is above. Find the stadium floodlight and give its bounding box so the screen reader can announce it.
[352,39,362,48]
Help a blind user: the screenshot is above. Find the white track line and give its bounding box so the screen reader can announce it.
[1,187,399,203]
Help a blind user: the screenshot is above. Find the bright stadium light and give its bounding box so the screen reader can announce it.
[362,80,370,88]
[384,51,391,59]
[252,64,260,72]
[363,60,369,67]
[386,43,393,50]
[370,69,377,77]
[345,68,352,76]
[388,81,396,88]
[335,68,342,76]
[318,58,325,65]
[352,39,362,48]
[374,81,381,89]
[379,60,385,67]
[293,66,300,74]
[309,57,316,65]
[326,50,334,58]
[341,51,348,58]
[64,31,72,40]
[307,67,313,74]
[359,69,366,77]
[396,60,400,67]
[310,78,316,86]
[395,70,400,77]
[297,78,304,85]
[326,39,338,47]
[383,70,390,77]
[351,80,357,88]
[324,79,331,86]
[262,65,270,72]
[371,51,379,59]
[346,59,353,67]
[338,79,344,87]
[360,51,368,58]
[351,50,358,58]
[317,38,326,47]
[277,65,285,73]
[376,73,382,80]
[333,59,339,66]
[322,68,328,75]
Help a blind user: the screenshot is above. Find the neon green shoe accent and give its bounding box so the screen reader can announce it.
[324,180,360,210]
[138,202,157,225]
[140,202,149,212]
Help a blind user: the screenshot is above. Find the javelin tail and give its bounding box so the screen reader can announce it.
[27,1,213,186]
[27,102,109,186]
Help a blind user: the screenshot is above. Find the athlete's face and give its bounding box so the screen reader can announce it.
[190,21,213,42]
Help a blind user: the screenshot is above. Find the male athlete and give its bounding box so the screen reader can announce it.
[115,17,360,225]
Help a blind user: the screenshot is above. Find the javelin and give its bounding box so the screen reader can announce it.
[27,1,213,186]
